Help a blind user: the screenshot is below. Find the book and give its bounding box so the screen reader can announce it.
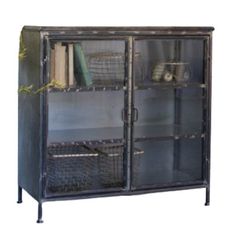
[65,47,68,86]
[54,42,67,86]
[50,48,55,81]
[68,44,75,87]
[74,44,92,86]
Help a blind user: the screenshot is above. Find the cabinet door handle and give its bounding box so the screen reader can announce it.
[133,107,139,122]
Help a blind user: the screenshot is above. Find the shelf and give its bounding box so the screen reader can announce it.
[133,169,203,188]
[134,124,204,142]
[48,84,126,93]
[48,124,204,145]
[48,142,144,158]
[48,82,205,93]
[135,82,206,90]
[48,127,124,144]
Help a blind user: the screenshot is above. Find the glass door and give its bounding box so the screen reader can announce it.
[132,38,206,189]
[45,39,128,196]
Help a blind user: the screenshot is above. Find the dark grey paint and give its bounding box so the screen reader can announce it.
[18,30,42,201]
[18,26,213,223]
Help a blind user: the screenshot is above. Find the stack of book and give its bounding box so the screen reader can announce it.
[50,43,92,87]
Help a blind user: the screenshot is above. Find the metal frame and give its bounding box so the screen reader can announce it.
[18,26,213,223]
[44,182,207,202]
[204,33,212,205]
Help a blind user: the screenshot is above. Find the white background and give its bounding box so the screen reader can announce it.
[0,0,235,235]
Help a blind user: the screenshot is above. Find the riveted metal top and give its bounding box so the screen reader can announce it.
[23,26,214,36]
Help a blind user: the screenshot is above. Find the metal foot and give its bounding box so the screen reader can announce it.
[17,186,22,204]
[37,203,43,223]
[205,187,210,206]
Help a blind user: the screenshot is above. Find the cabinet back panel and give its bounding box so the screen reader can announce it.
[48,91,124,142]
[49,91,123,130]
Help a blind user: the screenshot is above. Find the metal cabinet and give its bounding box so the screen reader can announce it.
[18,26,214,223]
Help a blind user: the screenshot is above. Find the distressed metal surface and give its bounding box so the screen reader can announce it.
[43,182,207,202]
[23,26,214,36]
[126,37,134,190]
[18,26,213,209]
[18,30,42,201]
[205,33,213,205]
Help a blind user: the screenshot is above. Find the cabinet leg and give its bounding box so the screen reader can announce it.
[205,187,210,206]
[17,186,22,204]
[36,203,43,223]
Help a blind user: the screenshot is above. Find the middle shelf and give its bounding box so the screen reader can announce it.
[48,81,206,93]
[48,123,204,145]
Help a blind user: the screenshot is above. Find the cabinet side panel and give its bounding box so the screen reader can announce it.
[18,29,42,201]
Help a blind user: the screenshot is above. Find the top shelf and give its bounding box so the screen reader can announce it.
[135,82,206,90]
[49,39,207,93]
[49,84,125,93]
[48,82,206,93]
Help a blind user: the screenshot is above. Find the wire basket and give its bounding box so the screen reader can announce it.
[46,143,144,194]
[152,62,191,82]
[46,144,99,194]
[94,144,144,188]
[87,52,124,85]
[87,52,143,85]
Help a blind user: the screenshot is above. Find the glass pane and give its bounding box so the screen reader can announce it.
[134,39,204,85]
[46,39,126,196]
[132,138,203,188]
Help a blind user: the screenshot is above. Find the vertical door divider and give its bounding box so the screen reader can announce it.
[173,40,182,172]
[125,36,134,191]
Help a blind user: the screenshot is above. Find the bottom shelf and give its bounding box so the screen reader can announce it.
[46,143,143,195]
[132,138,203,188]
[46,135,204,195]
[132,169,202,189]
